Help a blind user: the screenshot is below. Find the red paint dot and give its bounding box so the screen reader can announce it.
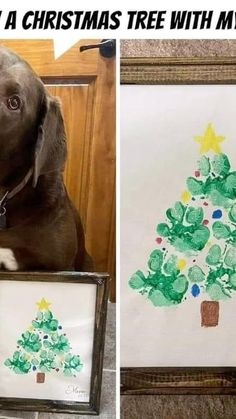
[195,170,200,177]
[193,260,196,263]
[203,202,208,206]
[155,237,162,244]
[203,219,209,225]
[56,368,59,372]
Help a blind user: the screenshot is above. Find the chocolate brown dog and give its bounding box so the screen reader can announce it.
[0,46,91,271]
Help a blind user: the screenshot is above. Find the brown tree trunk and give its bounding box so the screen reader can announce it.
[201,301,219,327]
[36,372,45,383]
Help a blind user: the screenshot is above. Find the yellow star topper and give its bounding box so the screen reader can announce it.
[194,123,225,154]
[36,297,51,311]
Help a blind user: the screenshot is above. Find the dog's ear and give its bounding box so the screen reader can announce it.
[33,94,67,187]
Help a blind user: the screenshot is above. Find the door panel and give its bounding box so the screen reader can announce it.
[0,39,116,300]
[48,84,92,223]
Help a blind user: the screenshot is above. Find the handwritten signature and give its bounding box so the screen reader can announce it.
[65,385,88,398]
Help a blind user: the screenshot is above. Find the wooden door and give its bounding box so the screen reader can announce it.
[0,39,116,301]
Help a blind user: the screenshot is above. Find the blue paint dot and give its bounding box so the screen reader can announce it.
[32,366,37,371]
[191,284,200,297]
[58,326,62,330]
[43,335,48,339]
[212,209,222,219]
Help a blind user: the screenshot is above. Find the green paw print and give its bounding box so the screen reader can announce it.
[156,201,210,253]
[129,251,189,307]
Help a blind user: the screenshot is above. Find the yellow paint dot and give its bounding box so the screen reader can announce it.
[177,259,186,270]
[180,190,191,203]
[206,241,212,247]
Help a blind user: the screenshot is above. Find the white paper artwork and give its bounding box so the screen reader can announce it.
[121,84,236,367]
[0,280,96,402]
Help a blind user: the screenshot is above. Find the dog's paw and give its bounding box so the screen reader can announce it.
[0,248,18,271]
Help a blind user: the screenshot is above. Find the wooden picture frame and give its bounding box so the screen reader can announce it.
[0,271,109,414]
[121,56,236,85]
[120,54,236,395]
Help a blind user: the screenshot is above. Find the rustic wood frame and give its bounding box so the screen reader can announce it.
[121,56,236,85]
[120,54,236,395]
[0,271,109,414]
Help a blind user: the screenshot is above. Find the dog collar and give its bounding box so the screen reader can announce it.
[0,167,33,229]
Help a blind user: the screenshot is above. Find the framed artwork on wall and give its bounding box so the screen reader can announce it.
[0,271,109,414]
[121,54,236,394]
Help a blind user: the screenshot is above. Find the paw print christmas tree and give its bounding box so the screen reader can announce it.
[129,123,236,327]
[4,297,83,383]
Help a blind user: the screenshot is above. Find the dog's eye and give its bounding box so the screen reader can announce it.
[7,95,21,110]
